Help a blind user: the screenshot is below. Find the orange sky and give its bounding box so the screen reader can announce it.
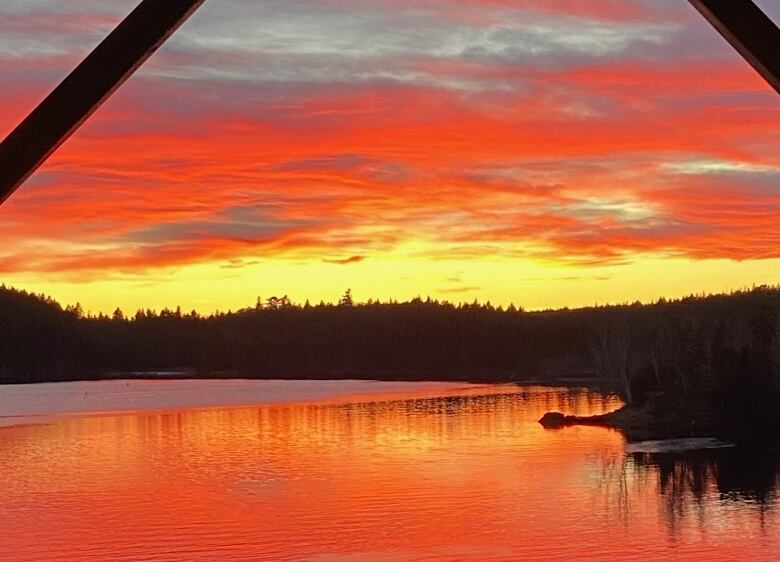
[0,0,778,314]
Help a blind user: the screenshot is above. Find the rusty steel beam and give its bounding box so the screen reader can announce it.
[688,0,780,94]
[0,0,206,206]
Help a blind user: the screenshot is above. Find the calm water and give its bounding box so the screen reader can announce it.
[0,380,778,562]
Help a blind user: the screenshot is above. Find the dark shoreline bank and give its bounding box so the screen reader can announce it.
[539,391,780,443]
[4,285,778,444]
[3,369,776,444]
[539,405,719,442]
[0,367,605,388]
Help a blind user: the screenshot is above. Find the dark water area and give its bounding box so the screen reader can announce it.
[0,380,778,561]
[632,444,780,512]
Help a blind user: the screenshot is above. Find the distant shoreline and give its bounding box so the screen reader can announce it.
[0,379,505,429]
[1,367,605,389]
[3,286,778,443]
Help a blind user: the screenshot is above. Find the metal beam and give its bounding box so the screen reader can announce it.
[0,0,206,206]
[688,0,780,94]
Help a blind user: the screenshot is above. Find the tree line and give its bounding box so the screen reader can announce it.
[1,284,778,422]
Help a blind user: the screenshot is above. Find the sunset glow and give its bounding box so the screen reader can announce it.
[1,0,778,313]
[2,383,776,561]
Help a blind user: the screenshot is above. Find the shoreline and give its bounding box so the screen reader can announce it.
[0,379,502,429]
[6,372,773,444]
[539,405,720,442]
[0,368,605,388]
[539,391,780,443]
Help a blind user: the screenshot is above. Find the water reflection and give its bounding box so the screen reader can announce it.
[0,382,778,562]
[596,441,780,543]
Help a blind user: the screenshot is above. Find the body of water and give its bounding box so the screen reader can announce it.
[0,380,778,561]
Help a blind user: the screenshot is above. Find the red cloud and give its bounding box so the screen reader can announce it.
[0,1,777,277]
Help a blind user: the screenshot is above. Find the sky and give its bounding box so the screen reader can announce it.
[0,0,778,314]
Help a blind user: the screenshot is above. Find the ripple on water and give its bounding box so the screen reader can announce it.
[0,381,777,562]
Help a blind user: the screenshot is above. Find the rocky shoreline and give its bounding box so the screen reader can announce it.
[539,392,722,442]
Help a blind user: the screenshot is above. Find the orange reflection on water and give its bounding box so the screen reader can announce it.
[0,383,777,562]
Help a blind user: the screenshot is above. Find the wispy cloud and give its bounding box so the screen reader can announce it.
[324,255,367,265]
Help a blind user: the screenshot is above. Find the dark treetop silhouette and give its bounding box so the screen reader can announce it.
[1,284,778,440]
[0,0,778,206]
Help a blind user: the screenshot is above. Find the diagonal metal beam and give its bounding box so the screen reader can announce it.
[0,0,206,206]
[688,0,780,94]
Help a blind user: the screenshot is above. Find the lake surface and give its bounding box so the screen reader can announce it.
[0,380,778,562]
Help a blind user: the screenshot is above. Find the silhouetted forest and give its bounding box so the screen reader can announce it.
[1,284,779,428]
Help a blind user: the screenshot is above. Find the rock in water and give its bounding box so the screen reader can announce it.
[539,412,567,428]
